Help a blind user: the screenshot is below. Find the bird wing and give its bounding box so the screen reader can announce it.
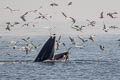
[68,2,72,6]
[61,12,67,18]
[20,16,26,21]
[69,17,76,24]
[78,36,84,42]
[69,36,75,45]
[100,12,103,18]
[58,35,61,41]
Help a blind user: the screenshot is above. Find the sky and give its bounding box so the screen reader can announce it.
[0,0,120,36]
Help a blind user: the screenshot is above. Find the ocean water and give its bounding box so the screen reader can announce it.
[0,34,120,80]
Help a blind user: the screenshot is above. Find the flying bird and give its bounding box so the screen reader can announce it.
[71,25,83,32]
[50,3,59,6]
[5,22,14,31]
[69,36,76,45]
[20,11,31,21]
[109,25,119,29]
[68,2,72,6]
[21,37,30,42]
[61,12,76,25]
[69,17,76,25]
[78,35,88,43]
[86,19,96,27]
[99,45,104,51]
[34,12,50,20]
[61,12,68,19]
[103,23,109,32]
[99,11,104,19]
[4,6,19,13]
[107,12,118,18]
[56,35,61,50]
[89,34,96,42]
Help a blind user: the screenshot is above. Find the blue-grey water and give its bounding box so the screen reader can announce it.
[0,34,120,80]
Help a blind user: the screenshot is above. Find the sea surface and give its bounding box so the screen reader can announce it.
[0,34,120,80]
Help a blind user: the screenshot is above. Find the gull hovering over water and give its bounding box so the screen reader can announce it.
[11,38,41,54]
[21,37,30,42]
[89,34,96,42]
[69,36,76,45]
[56,35,61,50]
[68,36,85,49]
[99,45,104,51]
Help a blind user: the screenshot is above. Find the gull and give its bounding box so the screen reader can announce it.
[21,37,30,42]
[10,40,23,49]
[103,23,109,32]
[20,46,33,54]
[26,41,41,49]
[71,25,83,32]
[34,12,51,20]
[61,12,76,25]
[30,42,41,49]
[68,37,85,48]
[22,23,29,27]
[99,45,104,51]
[5,22,14,31]
[20,11,32,21]
[61,12,67,19]
[69,17,76,25]
[11,39,39,54]
[20,12,29,21]
[4,6,19,13]
[86,19,96,27]
[69,36,76,45]
[107,12,118,18]
[56,35,61,50]
[21,10,38,21]
[22,37,41,49]
[14,22,20,25]
[99,11,104,19]
[89,34,96,42]
[68,2,72,6]
[50,3,59,6]
[56,35,66,50]
[109,25,119,29]
[6,23,12,31]
[62,42,66,46]
[78,35,88,43]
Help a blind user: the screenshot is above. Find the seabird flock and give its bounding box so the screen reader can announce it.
[0,1,120,58]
